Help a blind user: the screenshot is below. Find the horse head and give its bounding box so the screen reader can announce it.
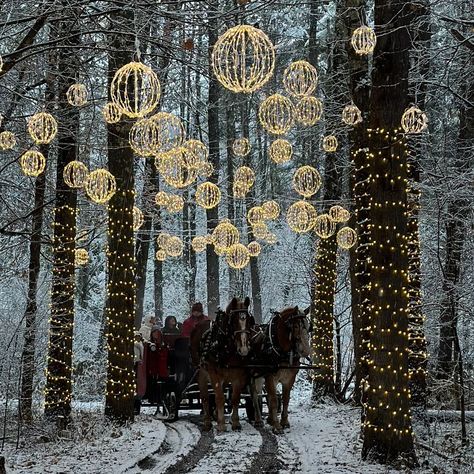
[277,306,311,358]
[226,296,254,357]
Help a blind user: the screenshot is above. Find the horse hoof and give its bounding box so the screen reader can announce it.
[281,421,290,429]
[217,424,227,432]
[272,425,284,435]
[203,422,212,432]
[232,423,242,431]
[254,420,264,428]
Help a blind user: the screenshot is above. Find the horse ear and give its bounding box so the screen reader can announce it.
[304,306,310,316]
[294,305,299,312]
[244,296,251,308]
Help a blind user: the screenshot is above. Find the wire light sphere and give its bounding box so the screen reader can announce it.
[195,181,221,209]
[156,249,167,262]
[165,236,184,257]
[66,83,88,107]
[226,243,250,269]
[0,131,16,150]
[156,232,172,249]
[185,139,208,165]
[212,219,240,250]
[155,190,169,206]
[283,60,318,97]
[314,214,336,239]
[262,200,280,220]
[232,138,251,157]
[269,139,293,164]
[133,206,144,231]
[293,165,322,198]
[247,206,266,226]
[259,94,295,135]
[322,135,338,152]
[234,165,255,191]
[102,102,122,124]
[329,205,350,223]
[160,147,199,188]
[85,168,117,204]
[151,112,185,153]
[64,160,89,188]
[191,236,208,252]
[342,103,363,126]
[211,24,275,94]
[337,226,357,249]
[351,25,377,56]
[27,112,58,144]
[166,194,185,213]
[129,118,160,157]
[286,200,317,233]
[401,106,428,134]
[197,161,214,178]
[20,150,46,177]
[252,222,269,240]
[247,241,261,257]
[75,248,89,266]
[295,96,323,126]
[110,61,161,118]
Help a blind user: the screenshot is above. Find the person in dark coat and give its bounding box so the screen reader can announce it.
[144,326,168,404]
[181,302,210,338]
[162,315,182,336]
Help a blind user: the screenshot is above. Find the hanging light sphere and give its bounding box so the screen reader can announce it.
[129,118,160,157]
[133,206,144,231]
[165,236,184,257]
[247,206,266,226]
[166,194,185,213]
[262,200,280,220]
[212,220,240,249]
[191,236,208,252]
[151,112,185,153]
[234,165,255,190]
[20,150,46,177]
[160,147,198,188]
[211,24,275,94]
[226,243,250,269]
[85,168,117,204]
[66,83,88,106]
[185,139,208,164]
[269,139,293,164]
[156,232,172,249]
[247,241,261,257]
[337,226,358,249]
[283,60,318,97]
[232,138,251,157]
[214,245,228,256]
[197,161,214,178]
[252,222,269,240]
[342,103,363,126]
[259,94,295,135]
[286,200,317,233]
[0,131,16,150]
[351,26,377,55]
[102,102,122,124]
[27,112,57,144]
[293,165,322,198]
[156,249,167,262]
[314,214,337,239]
[322,135,338,152]
[63,160,89,188]
[329,205,350,223]
[233,181,249,199]
[265,232,278,245]
[110,61,161,118]
[155,191,169,207]
[205,234,215,245]
[295,96,323,126]
[401,106,428,134]
[74,248,89,266]
[195,181,221,209]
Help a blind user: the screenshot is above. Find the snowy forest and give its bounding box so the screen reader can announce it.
[0,0,473,472]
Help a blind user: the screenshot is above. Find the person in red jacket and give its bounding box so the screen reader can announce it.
[182,302,210,338]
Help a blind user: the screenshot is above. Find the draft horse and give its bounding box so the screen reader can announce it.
[190,297,255,432]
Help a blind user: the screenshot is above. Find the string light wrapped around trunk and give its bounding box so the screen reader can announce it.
[129,118,160,157]
[226,243,250,269]
[195,181,221,209]
[329,205,350,223]
[155,191,169,206]
[211,24,275,94]
[286,200,317,233]
[191,236,208,252]
[166,194,184,213]
[151,112,185,153]
[247,206,266,226]
[160,147,198,188]
[314,213,336,238]
[133,206,144,231]
[259,93,295,135]
[262,200,280,220]
[110,61,161,118]
[247,241,261,257]
[342,103,363,126]
[234,165,255,191]
[252,222,269,240]
[269,139,293,164]
[232,138,251,157]
[156,232,172,249]
[164,236,184,257]
[155,249,167,261]
[212,219,240,250]
[27,112,58,144]
[74,248,89,266]
[283,60,318,97]
[351,25,377,55]
[0,131,16,150]
[322,135,338,152]
[337,226,357,249]
[293,165,322,198]
[295,96,323,126]
[102,102,122,124]
[401,106,428,134]
[63,160,89,188]
[66,83,88,106]
[84,168,116,204]
[20,150,46,177]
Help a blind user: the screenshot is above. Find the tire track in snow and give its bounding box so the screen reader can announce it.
[248,425,284,474]
[276,434,302,473]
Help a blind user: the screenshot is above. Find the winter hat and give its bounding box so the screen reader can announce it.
[192,302,203,313]
[151,325,161,333]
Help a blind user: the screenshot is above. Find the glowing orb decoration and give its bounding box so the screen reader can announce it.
[329,205,350,223]
[259,94,295,135]
[66,83,87,106]
[20,150,46,177]
[234,165,255,190]
[156,232,171,248]
[337,226,358,249]
[342,103,362,126]
[151,112,185,153]
[262,200,280,220]
[84,168,116,204]
[322,135,338,152]
[226,243,250,269]
[214,245,227,256]
[212,219,240,249]
[293,165,322,198]
[195,181,221,209]
[351,26,377,55]
[74,248,89,266]
[110,61,161,118]
[252,222,269,240]
[283,60,318,97]
[27,112,57,144]
[265,232,278,245]
[247,206,265,226]
[197,161,214,178]
[133,206,144,231]
[295,96,323,126]
[165,236,184,257]
[286,200,317,233]
[269,139,292,164]
[155,191,169,206]
[185,139,208,164]
[232,138,251,157]
[191,236,208,252]
[401,106,428,134]
[233,181,249,199]
[160,147,198,188]
[102,102,122,124]
[166,194,184,213]
[314,214,336,239]
[211,24,275,94]
[0,131,16,150]
[63,160,88,188]
[129,118,160,157]
[156,249,167,261]
[247,241,261,257]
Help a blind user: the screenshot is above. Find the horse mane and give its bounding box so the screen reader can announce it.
[279,306,298,320]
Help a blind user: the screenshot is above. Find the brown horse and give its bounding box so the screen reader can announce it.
[190,297,255,432]
[250,306,311,433]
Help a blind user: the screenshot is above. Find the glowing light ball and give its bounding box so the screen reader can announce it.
[329,205,350,223]
[102,102,122,124]
[27,112,57,144]
[20,150,46,177]
[269,139,293,164]
[351,26,377,55]
[232,138,251,157]
[84,169,116,204]
[74,248,89,266]
[259,93,295,135]
[195,182,221,209]
[226,243,250,269]
[295,96,323,126]
[247,241,261,257]
[401,106,428,134]
[286,200,317,233]
[63,160,88,188]
[133,206,144,231]
[314,214,336,239]
[337,226,357,249]
[262,200,280,220]
[66,83,88,106]
[283,60,318,97]
[293,165,322,198]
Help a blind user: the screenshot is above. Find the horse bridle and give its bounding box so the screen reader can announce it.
[228,307,253,338]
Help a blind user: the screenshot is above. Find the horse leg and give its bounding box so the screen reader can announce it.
[250,377,263,428]
[231,375,244,431]
[199,369,212,431]
[280,370,297,429]
[211,371,226,432]
[265,374,282,434]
